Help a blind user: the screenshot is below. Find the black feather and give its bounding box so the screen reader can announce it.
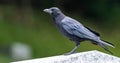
[102,40,115,47]
[99,43,113,54]
[85,26,100,36]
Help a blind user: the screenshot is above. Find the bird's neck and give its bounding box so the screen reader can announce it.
[51,13,65,22]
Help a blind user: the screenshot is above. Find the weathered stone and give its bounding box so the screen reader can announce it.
[11,50,120,63]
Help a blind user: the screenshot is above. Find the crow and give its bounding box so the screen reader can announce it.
[43,7,115,55]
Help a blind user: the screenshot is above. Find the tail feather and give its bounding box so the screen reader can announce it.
[98,40,115,48]
[99,43,113,54]
[101,40,115,47]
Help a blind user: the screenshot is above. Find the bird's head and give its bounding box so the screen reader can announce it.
[43,7,62,17]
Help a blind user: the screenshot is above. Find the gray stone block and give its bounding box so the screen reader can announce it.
[11,50,120,63]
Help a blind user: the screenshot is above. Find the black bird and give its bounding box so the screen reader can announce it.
[43,7,115,54]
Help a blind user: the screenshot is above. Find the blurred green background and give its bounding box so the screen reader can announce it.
[0,0,120,62]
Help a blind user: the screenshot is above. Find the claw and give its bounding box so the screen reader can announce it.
[64,51,76,55]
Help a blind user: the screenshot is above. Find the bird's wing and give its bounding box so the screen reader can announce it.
[61,17,97,39]
[84,26,100,36]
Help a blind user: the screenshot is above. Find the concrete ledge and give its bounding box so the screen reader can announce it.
[11,50,120,63]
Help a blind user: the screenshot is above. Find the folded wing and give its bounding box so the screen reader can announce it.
[61,17,98,39]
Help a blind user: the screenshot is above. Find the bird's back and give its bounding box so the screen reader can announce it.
[61,17,99,40]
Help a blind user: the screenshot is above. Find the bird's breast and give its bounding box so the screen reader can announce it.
[55,23,72,38]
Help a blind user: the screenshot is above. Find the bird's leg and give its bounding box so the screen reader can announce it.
[64,43,80,55]
[69,44,80,53]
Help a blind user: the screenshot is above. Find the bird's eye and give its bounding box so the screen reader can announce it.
[51,9,55,11]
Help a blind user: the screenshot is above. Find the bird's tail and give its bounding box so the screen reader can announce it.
[98,43,113,54]
[95,39,115,54]
[97,39,115,48]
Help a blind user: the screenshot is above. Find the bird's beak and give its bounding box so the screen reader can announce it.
[43,9,52,14]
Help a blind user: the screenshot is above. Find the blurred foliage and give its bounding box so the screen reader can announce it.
[0,0,120,62]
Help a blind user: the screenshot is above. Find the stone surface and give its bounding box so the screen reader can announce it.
[11,50,120,63]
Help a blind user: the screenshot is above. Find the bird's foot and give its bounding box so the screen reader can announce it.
[64,51,77,55]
